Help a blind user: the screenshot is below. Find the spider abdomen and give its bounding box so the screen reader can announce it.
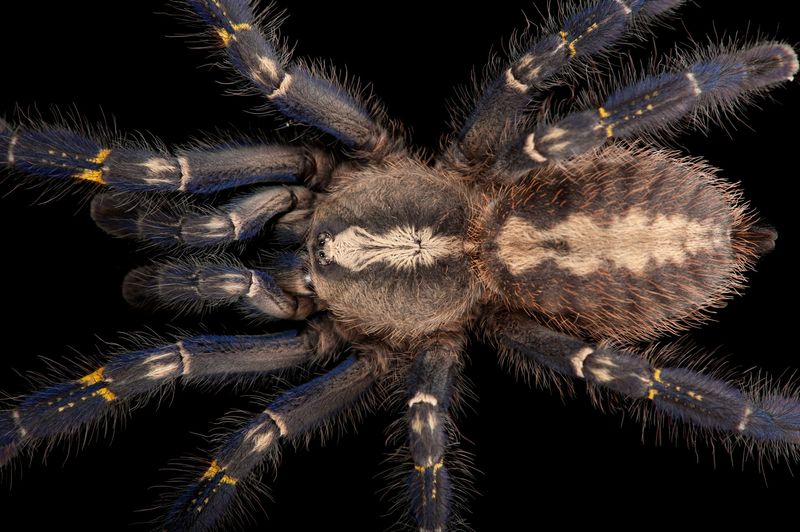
[476,144,770,341]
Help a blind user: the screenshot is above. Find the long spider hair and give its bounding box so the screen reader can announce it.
[0,1,798,531]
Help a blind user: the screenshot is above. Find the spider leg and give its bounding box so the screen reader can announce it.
[183,0,394,158]
[0,324,334,465]
[0,119,333,192]
[448,0,683,167]
[91,185,314,247]
[492,42,799,181]
[123,259,315,320]
[166,349,384,531]
[492,316,800,445]
[405,338,461,532]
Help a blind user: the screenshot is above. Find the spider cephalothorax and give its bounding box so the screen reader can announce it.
[1,0,798,530]
[308,161,477,341]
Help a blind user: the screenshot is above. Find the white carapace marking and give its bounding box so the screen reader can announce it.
[323,225,462,272]
[408,392,439,407]
[570,347,594,378]
[496,208,728,276]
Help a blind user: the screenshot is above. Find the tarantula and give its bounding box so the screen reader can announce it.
[1,0,798,529]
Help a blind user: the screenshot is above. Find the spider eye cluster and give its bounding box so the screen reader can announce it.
[316,232,333,266]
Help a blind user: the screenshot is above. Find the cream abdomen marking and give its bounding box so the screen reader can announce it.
[496,209,730,276]
[324,225,462,272]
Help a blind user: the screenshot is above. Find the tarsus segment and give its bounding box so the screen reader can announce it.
[495,317,800,443]
[495,42,798,180]
[185,0,391,155]
[166,351,382,531]
[452,0,684,166]
[0,329,322,465]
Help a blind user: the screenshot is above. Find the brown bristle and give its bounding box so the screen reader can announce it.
[473,142,766,343]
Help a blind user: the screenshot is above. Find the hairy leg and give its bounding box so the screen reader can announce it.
[122,259,315,320]
[166,348,385,531]
[92,185,314,247]
[491,42,798,181]
[0,323,336,465]
[492,316,800,444]
[404,337,461,532]
[0,119,332,192]
[448,0,683,168]
[183,0,395,158]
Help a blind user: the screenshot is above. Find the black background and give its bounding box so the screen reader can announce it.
[0,1,798,529]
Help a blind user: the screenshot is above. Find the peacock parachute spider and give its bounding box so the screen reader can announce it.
[0,0,796,528]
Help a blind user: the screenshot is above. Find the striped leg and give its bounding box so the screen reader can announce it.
[492,42,799,181]
[493,317,800,445]
[184,0,393,156]
[91,185,315,247]
[405,339,461,532]
[0,119,331,192]
[123,260,315,320]
[0,326,331,465]
[450,0,683,166]
[166,350,383,531]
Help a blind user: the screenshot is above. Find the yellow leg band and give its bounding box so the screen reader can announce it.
[79,367,106,386]
[216,23,252,47]
[75,148,112,184]
[202,460,238,485]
